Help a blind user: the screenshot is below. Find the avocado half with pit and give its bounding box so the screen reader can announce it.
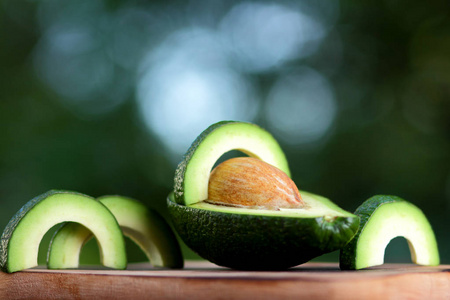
[0,190,127,273]
[48,195,183,269]
[168,121,360,270]
[340,195,439,270]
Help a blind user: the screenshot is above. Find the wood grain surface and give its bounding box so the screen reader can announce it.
[1,261,450,299]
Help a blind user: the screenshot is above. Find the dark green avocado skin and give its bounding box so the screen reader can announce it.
[0,190,88,272]
[339,195,404,270]
[173,121,239,205]
[168,197,359,270]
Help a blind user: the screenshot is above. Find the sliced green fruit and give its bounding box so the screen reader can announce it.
[174,121,290,206]
[0,190,126,273]
[168,191,359,270]
[169,121,359,270]
[48,195,183,269]
[340,195,440,270]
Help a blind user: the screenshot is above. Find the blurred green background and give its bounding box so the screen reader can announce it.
[1,0,449,266]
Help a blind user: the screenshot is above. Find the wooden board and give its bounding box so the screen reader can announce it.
[1,261,450,299]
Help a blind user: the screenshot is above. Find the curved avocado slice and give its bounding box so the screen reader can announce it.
[48,195,183,269]
[168,192,359,270]
[340,195,440,270]
[174,121,290,206]
[0,190,127,273]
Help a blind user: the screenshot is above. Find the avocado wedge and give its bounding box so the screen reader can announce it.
[48,195,183,269]
[340,195,440,270]
[0,190,126,273]
[169,121,359,270]
[174,121,291,206]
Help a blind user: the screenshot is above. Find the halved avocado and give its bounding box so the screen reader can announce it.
[169,121,359,270]
[48,195,183,269]
[340,195,440,270]
[0,190,126,273]
[174,121,291,206]
[168,192,359,270]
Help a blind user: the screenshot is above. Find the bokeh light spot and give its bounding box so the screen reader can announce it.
[32,0,133,116]
[220,2,326,72]
[137,28,259,160]
[265,67,337,146]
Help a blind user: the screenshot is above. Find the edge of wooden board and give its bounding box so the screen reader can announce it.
[1,262,450,300]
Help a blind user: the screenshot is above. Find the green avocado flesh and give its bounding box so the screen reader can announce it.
[174,121,290,206]
[168,192,359,270]
[48,195,183,269]
[0,190,126,273]
[340,195,439,270]
[191,190,353,218]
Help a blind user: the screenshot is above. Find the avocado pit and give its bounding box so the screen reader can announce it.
[207,157,304,210]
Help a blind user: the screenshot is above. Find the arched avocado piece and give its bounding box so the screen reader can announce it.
[169,121,360,270]
[174,121,290,206]
[48,195,183,269]
[0,190,127,273]
[340,195,440,270]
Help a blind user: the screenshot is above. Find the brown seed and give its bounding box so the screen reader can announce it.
[207,157,304,210]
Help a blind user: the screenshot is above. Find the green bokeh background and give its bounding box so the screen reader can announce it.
[1,0,449,266]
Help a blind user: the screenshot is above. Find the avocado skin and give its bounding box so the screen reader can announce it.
[168,197,359,270]
[173,121,239,205]
[0,190,88,273]
[339,195,404,270]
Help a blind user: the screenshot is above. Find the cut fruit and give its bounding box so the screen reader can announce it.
[174,121,291,206]
[168,191,359,270]
[169,121,359,270]
[48,195,183,269]
[0,190,126,273]
[340,195,440,270]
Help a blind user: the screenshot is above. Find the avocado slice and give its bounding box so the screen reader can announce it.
[169,121,360,270]
[174,121,291,206]
[0,190,127,273]
[340,195,440,270]
[48,195,183,269]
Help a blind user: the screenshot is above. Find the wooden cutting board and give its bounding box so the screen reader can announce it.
[1,261,450,299]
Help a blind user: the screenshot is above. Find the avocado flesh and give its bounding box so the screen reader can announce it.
[192,190,353,218]
[168,192,359,270]
[47,222,91,269]
[0,190,126,273]
[48,195,183,269]
[340,195,439,270]
[174,121,290,206]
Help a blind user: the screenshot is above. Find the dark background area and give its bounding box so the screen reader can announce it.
[1,0,449,265]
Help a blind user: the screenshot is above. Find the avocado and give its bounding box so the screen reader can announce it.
[340,195,440,270]
[169,121,359,270]
[168,192,359,270]
[48,195,183,269]
[0,190,126,273]
[174,121,291,206]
